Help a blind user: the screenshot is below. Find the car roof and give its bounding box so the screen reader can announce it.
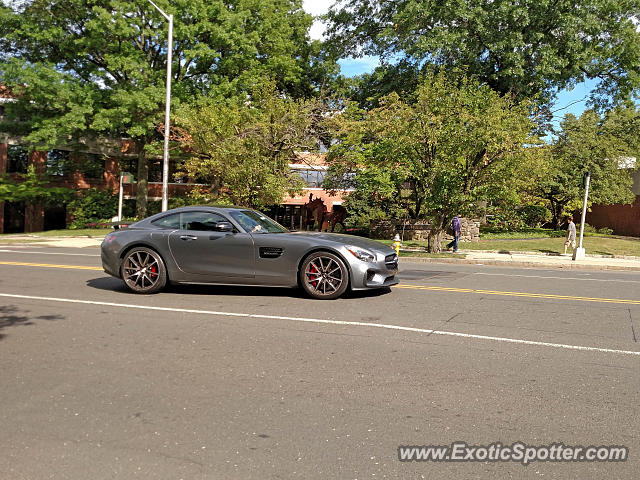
[133,205,254,226]
[167,205,249,212]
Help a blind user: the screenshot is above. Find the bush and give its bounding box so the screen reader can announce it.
[519,204,552,228]
[580,223,614,235]
[68,189,118,229]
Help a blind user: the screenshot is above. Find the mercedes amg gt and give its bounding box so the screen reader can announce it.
[101,206,398,299]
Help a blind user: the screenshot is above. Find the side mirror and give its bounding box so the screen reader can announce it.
[214,222,234,232]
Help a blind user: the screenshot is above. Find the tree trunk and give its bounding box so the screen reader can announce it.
[549,201,564,230]
[427,229,443,253]
[136,147,149,219]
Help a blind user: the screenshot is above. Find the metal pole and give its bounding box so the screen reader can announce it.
[573,171,590,261]
[118,173,124,222]
[148,0,172,212]
[578,172,590,249]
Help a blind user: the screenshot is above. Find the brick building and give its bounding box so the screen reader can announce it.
[0,132,347,233]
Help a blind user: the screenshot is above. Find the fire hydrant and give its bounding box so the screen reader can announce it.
[391,234,402,255]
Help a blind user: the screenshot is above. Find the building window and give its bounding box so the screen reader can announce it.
[296,169,327,188]
[78,153,105,179]
[46,149,71,176]
[6,145,29,173]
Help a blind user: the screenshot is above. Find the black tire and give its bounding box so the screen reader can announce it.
[299,251,349,300]
[120,247,167,294]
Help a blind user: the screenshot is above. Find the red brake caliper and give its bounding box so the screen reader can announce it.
[150,266,157,278]
[310,264,318,287]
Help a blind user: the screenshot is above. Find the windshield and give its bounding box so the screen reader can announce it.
[229,210,289,234]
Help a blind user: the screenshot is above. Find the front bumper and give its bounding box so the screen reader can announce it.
[347,251,399,290]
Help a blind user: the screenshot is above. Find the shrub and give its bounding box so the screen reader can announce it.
[519,204,552,228]
[68,189,118,229]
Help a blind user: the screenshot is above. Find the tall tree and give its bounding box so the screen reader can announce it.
[325,72,535,252]
[174,81,316,209]
[326,0,640,109]
[0,0,325,217]
[529,108,638,229]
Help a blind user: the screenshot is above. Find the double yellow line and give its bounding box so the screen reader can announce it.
[1,260,639,305]
[397,284,640,305]
[0,261,103,271]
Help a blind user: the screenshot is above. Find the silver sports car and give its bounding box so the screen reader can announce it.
[101,206,398,299]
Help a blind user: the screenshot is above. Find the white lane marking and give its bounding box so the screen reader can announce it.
[473,271,640,284]
[0,249,99,257]
[1,292,639,357]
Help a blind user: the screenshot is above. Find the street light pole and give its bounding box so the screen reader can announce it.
[148,0,173,212]
[573,171,591,261]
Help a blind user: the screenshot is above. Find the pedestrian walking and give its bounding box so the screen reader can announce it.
[446,214,461,252]
[563,216,577,255]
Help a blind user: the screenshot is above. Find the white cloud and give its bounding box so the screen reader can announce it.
[303,0,336,40]
[302,0,334,16]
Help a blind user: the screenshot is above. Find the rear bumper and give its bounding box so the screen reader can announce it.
[101,242,121,278]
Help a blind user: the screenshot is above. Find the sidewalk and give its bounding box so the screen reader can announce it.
[402,249,640,271]
[0,236,104,248]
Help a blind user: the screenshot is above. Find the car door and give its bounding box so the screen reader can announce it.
[168,211,255,279]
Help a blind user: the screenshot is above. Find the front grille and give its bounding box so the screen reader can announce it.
[385,253,398,270]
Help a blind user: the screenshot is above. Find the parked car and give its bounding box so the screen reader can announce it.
[101,206,398,299]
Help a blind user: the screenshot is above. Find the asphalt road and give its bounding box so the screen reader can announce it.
[1,245,639,479]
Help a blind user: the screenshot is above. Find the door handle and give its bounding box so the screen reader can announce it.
[179,235,198,241]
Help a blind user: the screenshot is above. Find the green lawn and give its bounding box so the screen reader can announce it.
[379,235,640,257]
[0,228,112,238]
[469,236,640,256]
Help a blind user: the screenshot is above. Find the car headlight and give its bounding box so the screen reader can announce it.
[347,247,376,263]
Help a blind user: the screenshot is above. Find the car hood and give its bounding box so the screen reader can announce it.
[287,232,394,253]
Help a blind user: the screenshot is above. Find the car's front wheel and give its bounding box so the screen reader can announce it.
[300,251,349,300]
[121,247,167,294]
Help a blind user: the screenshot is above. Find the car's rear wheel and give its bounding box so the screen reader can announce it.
[300,251,349,300]
[121,247,167,294]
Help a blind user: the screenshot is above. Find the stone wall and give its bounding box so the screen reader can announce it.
[371,218,481,242]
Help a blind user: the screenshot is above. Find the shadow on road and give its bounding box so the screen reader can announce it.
[0,305,65,341]
[86,277,393,301]
[86,277,130,293]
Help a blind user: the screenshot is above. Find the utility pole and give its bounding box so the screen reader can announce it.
[148,0,173,212]
[573,171,590,261]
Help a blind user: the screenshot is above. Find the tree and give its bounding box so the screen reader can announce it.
[0,165,74,204]
[529,108,638,229]
[0,0,325,217]
[325,72,535,252]
[326,0,640,109]
[174,81,317,209]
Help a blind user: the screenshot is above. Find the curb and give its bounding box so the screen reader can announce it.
[399,248,640,261]
[400,256,640,272]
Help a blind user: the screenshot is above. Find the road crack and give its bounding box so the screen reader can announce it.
[629,309,637,343]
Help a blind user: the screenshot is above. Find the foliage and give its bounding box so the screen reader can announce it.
[479,226,566,239]
[325,72,535,252]
[526,107,638,229]
[67,188,118,229]
[0,166,74,204]
[325,0,640,109]
[0,0,329,216]
[486,203,552,231]
[174,81,317,209]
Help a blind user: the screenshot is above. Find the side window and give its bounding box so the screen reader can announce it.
[151,213,181,229]
[180,211,228,231]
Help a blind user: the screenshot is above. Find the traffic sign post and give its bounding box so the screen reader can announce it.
[118,172,133,222]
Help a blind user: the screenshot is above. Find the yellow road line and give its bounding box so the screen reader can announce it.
[0,261,102,271]
[1,261,638,305]
[396,284,640,305]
